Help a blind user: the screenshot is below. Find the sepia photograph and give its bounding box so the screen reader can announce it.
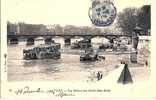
[6,0,151,84]
[1,0,156,99]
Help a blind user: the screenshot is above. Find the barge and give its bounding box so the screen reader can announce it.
[71,39,92,49]
[23,44,61,60]
[80,48,98,61]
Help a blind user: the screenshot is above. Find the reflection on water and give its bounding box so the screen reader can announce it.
[7,37,120,81]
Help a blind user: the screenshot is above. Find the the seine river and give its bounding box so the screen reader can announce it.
[7,37,126,81]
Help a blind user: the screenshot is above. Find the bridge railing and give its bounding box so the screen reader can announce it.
[7,33,132,37]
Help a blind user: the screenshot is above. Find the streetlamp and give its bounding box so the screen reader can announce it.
[130,26,142,63]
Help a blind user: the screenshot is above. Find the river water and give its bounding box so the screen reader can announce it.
[7,37,127,81]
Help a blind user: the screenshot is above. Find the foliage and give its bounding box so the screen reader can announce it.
[117,8,139,35]
[117,5,151,35]
[137,5,151,35]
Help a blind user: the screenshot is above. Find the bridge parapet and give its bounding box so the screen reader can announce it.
[8,33,132,37]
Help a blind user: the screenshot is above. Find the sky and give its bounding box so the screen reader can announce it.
[6,0,150,26]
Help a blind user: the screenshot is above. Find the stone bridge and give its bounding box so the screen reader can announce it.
[7,33,131,45]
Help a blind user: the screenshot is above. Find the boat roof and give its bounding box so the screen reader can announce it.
[35,44,59,48]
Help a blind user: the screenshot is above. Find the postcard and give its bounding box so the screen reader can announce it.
[1,0,156,99]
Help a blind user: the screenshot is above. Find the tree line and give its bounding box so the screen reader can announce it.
[117,5,150,35]
[7,5,150,36]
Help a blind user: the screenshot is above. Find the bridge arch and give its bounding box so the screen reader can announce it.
[44,38,55,44]
[64,36,71,45]
[26,38,34,45]
[8,38,18,44]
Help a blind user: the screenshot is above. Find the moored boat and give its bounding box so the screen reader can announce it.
[71,39,92,49]
[23,44,61,60]
[80,48,98,61]
[78,39,92,49]
[71,41,80,49]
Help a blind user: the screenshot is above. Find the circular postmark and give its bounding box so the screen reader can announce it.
[89,0,117,27]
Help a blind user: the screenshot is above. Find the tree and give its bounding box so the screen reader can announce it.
[81,26,93,35]
[117,5,151,36]
[117,8,138,35]
[54,24,63,35]
[64,25,77,35]
[92,27,101,35]
[137,5,151,35]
